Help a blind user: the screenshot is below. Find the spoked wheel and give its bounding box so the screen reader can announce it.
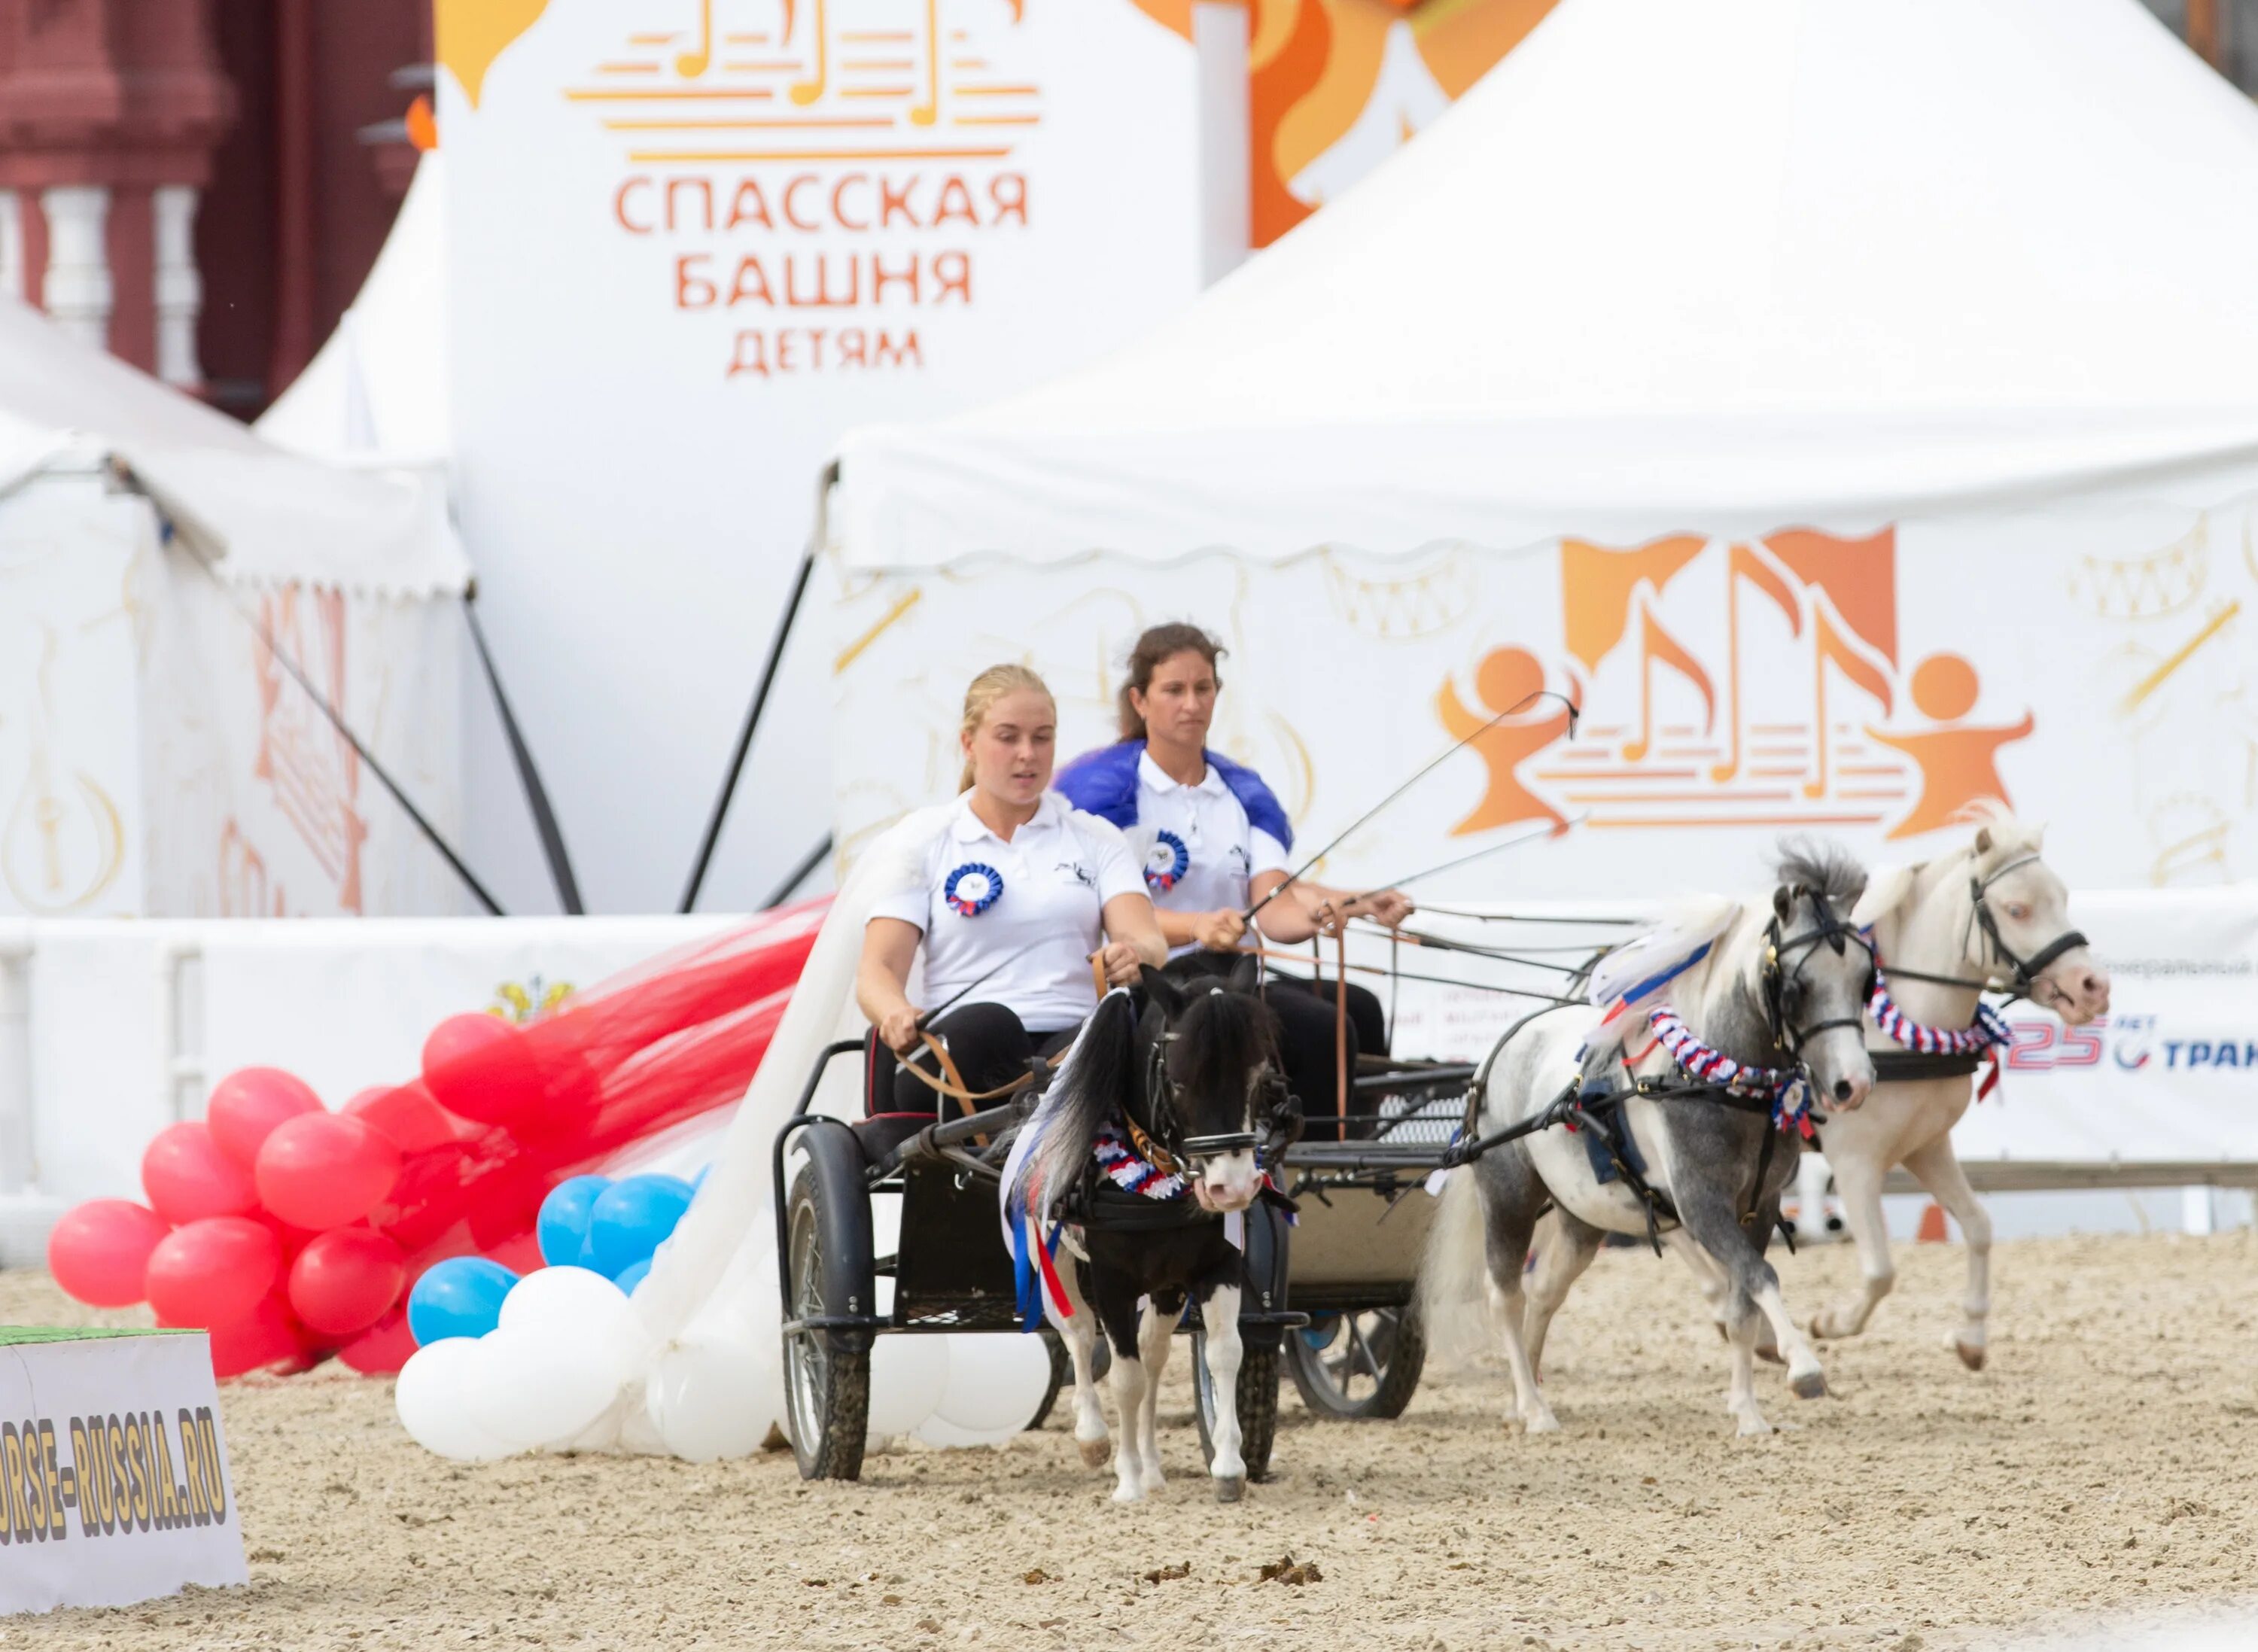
[1191,1328,1278,1488]
[1286,1304,1426,1420]
[782,1133,874,1481]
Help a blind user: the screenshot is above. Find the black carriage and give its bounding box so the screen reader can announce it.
[773,1038,1299,1482]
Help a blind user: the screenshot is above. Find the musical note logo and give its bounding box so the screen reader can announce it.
[1804,596,1894,799]
[909,0,940,126]
[675,0,714,76]
[790,0,828,104]
[1709,542,1801,783]
[1619,592,1715,765]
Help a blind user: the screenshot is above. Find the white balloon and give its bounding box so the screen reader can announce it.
[911,1332,1051,1446]
[463,1325,626,1450]
[645,1324,783,1462]
[501,1265,640,1346]
[867,1334,948,1438]
[394,1340,516,1463]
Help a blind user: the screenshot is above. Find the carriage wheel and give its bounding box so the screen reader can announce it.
[1191,1330,1278,1484]
[783,1160,871,1481]
[1286,1304,1426,1420]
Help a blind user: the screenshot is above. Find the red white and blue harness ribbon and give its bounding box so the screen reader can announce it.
[1862,932,2013,1100]
[1645,1007,1818,1136]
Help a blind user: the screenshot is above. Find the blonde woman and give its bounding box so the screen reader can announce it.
[857,665,1167,1116]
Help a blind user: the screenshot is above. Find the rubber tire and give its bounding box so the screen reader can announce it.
[784,1161,871,1480]
[1192,1331,1279,1484]
[1286,1305,1427,1421]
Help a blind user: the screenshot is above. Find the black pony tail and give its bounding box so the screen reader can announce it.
[1024,987,1141,1215]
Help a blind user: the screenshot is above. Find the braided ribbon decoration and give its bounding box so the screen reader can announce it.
[1859,928,2014,1100]
[1093,1123,1187,1200]
[1645,1007,1815,1133]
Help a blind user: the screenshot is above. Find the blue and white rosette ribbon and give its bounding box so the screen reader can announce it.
[1143,829,1189,894]
[944,861,1003,917]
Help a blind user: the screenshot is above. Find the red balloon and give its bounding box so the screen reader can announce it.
[140,1121,257,1225]
[286,1228,406,1337]
[421,1014,543,1126]
[145,1216,281,1327]
[336,1307,418,1375]
[254,1113,402,1231]
[48,1200,171,1307]
[206,1067,323,1170]
[343,1082,461,1155]
[193,1295,316,1380]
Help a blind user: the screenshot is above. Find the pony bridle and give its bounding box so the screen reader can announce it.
[1967,853,2088,999]
[1760,888,1877,1063]
[1142,992,1294,1170]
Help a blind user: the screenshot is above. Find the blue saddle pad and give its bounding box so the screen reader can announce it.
[1577,1086,1648,1188]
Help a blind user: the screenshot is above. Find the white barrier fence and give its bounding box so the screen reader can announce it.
[0,917,734,1264]
[2,887,2252,1264]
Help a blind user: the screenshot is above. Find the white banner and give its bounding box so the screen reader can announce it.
[829,486,2258,896]
[0,1330,246,1614]
[437,0,1215,913]
[1316,889,2258,1169]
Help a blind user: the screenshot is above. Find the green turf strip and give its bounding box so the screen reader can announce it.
[0,1326,195,1345]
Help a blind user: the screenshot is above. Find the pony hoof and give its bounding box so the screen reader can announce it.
[1214,1475,1246,1504]
[1953,1340,1987,1373]
[1078,1439,1111,1468]
[1523,1412,1563,1436]
[1110,1484,1144,1505]
[1790,1369,1827,1401]
[1733,1412,1773,1437]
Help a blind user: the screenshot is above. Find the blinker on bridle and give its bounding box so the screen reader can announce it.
[1142,988,1285,1166]
[1760,886,1876,1059]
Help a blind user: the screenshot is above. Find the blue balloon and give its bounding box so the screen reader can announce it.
[406,1257,519,1346]
[586,1174,695,1278]
[613,1257,653,1296]
[689,1164,710,1192]
[537,1175,612,1267]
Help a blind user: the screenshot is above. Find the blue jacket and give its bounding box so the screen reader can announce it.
[1053,740,1295,853]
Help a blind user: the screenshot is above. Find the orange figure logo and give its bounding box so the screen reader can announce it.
[1435,647,1577,837]
[1864,653,2034,841]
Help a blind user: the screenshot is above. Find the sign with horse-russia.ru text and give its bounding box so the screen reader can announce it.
[0,1330,247,1615]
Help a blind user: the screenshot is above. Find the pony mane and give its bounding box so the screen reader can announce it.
[1771,838,1867,911]
[1583,894,1742,1059]
[1167,986,1279,1108]
[1952,799,2043,869]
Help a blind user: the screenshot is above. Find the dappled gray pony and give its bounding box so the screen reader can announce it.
[1423,847,1877,1436]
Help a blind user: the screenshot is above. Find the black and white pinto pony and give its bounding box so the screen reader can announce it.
[1423,848,1879,1437]
[1003,959,1289,1503]
[1794,809,2111,1366]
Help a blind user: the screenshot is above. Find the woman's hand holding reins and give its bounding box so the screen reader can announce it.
[1096,939,1146,987]
[1197,909,1247,952]
[877,1003,924,1055]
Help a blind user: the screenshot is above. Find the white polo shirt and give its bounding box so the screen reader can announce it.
[869,791,1146,1032]
[1129,753,1292,957]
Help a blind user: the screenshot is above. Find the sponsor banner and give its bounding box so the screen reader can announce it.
[1323,890,2258,1168]
[829,488,2258,896]
[436,0,1211,911]
[0,1329,247,1615]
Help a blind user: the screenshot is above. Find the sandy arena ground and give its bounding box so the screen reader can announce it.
[6,1230,2256,1650]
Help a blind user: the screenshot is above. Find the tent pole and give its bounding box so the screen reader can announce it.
[678,545,814,914]
[464,588,585,914]
[760,834,833,910]
[678,462,835,914]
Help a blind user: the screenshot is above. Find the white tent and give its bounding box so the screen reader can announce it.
[838,0,2258,564]
[0,294,470,917]
[257,154,451,470]
[826,0,2258,899]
